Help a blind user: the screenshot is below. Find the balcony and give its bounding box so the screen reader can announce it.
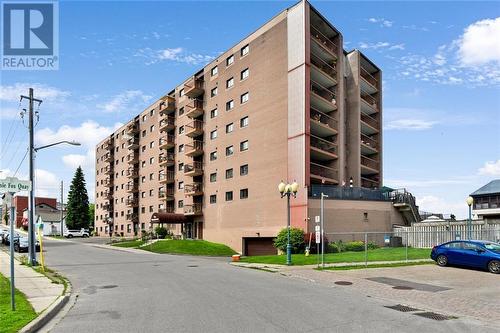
[126,182,138,193]
[360,134,378,155]
[184,161,203,177]
[159,96,175,115]
[127,137,139,150]
[103,138,113,150]
[103,165,113,175]
[310,135,337,161]
[102,203,113,211]
[310,162,338,184]
[310,25,338,60]
[159,135,175,150]
[184,77,204,98]
[184,203,203,216]
[103,178,112,187]
[126,122,139,134]
[361,93,379,115]
[159,187,175,201]
[185,120,204,137]
[185,140,203,157]
[126,152,139,164]
[184,183,203,196]
[159,171,175,184]
[185,99,204,118]
[361,177,379,189]
[159,153,175,167]
[311,80,337,113]
[361,155,380,175]
[126,213,139,222]
[310,52,337,87]
[159,116,175,132]
[158,207,175,214]
[310,108,338,136]
[103,153,113,162]
[103,191,113,199]
[126,197,139,207]
[360,68,378,94]
[360,113,379,135]
[126,168,139,178]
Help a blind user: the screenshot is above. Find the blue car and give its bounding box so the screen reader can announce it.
[431,240,500,274]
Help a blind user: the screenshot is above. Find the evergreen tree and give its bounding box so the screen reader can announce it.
[66,166,90,230]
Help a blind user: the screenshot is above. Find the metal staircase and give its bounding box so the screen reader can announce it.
[389,189,421,224]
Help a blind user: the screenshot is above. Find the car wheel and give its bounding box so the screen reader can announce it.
[488,260,500,274]
[436,254,448,267]
[68,234,73,238]
[14,244,19,252]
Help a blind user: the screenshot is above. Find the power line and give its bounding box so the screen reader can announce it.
[13,148,28,177]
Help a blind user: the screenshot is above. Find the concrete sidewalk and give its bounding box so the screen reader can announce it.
[0,250,64,313]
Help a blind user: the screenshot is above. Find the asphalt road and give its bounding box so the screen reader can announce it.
[41,238,492,333]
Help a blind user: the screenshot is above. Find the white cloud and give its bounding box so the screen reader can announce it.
[385,119,438,130]
[458,17,500,66]
[34,168,60,197]
[478,160,500,176]
[135,47,216,65]
[367,18,393,28]
[385,178,472,188]
[62,149,95,170]
[97,90,152,113]
[0,83,70,102]
[417,195,466,217]
[359,42,404,51]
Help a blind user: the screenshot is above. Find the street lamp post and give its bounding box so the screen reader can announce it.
[466,196,473,240]
[278,180,299,266]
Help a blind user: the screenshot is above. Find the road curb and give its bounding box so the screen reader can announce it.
[19,279,72,333]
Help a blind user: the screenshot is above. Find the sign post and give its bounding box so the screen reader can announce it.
[315,217,320,268]
[1,177,32,311]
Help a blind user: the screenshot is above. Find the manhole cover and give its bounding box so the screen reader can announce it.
[413,312,457,321]
[393,285,413,290]
[385,304,420,312]
[334,281,353,285]
[100,285,118,289]
[187,265,198,268]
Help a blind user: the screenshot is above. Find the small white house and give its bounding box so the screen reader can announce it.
[22,203,66,236]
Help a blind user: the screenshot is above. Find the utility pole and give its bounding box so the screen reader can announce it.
[20,88,42,266]
[60,181,64,237]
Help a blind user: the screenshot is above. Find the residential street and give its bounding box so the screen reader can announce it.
[38,238,494,333]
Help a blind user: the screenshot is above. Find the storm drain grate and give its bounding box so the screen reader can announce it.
[334,281,353,286]
[393,285,414,290]
[413,312,457,321]
[384,304,421,312]
[100,285,118,289]
[187,265,198,268]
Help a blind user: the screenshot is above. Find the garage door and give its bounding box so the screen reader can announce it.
[244,237,276,256]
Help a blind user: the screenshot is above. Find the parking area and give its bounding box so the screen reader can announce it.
[284,264,500,327]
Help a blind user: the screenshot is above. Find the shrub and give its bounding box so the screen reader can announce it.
[154,226,170,239]
[274,228,305,254]
[367,241,379,250]
[328,240,346,253]
[344,241,365,252]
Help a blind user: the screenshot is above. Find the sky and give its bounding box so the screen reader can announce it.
[1,0,499,218]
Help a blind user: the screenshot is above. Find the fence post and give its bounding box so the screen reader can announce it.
[405,230,408,263]
[364,232,368,267]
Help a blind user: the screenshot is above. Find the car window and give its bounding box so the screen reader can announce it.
[463,242,480,251]
[445,242,462,249]
[483,242,500,252]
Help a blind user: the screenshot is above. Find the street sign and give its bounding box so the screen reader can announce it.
[315,215,320,223]
[315,225,320,232]
[315,231,321,243]
[0,177,31,193]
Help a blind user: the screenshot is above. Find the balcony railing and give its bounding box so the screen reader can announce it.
[310,52,337,80]
[159,116,175,132]
[159,134,175,149]
[310,108,338,131]
[127,138,139,150]
[184,203,203,216]
[159,153,175,167]
[103,203,113,211]
[127,122,139,134]
[361,155,380,170]
[158,207,175,214]
[311,80,337,106]
[185,140,203,157]
[103,153,113,162]
[103,191,113,199]
[310,25,339,57]
[126,182,138,192]
[159,170,175,184]
[360,67,378,88]
[103,138,113,150]
[360,113,379,129]
[103,165,113,174]
[185,120,204,137]
[159,96,175,115]
[361,177,379,189]
[310,135,337,156]
[126,168,139,178]
[184,77,204,98]
[126,197,139,207]
[184,183,203,196]
[185,99,204,118]
[360,134,378,150]
[184,161,203,176]
[127,152,139,164]
[126,213,139,222]
[103,178,112,186]
[361,93,378,110]
[310,162,338,182]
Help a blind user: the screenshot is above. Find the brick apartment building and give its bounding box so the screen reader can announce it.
[95,0,418,254]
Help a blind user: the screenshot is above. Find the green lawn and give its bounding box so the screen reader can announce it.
[318,261,434,271]
[142,240,237,256]
[111,239,146,248]
[240,247,431,265]
[0,273,37,333]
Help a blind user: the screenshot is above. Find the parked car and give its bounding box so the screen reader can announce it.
[14,236,40,252]
[3,232,20,246]
[0,229,9,244]
[64,229,90,238]
[431,240,500,274]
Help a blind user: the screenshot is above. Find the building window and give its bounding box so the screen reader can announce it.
[241,44,249,57]
[142,161,146,168]
[210,173,217,182]
[179,126,184,135]
[225,145,234,156]
[210,195,217,204]
[210,129,217,140]
[240,164,248,176]
[141,192,146,198]
[179,88,184,97]
[226,54,234,66]
[149,173,154,180]
[149,206,154,213]
[225,191,233,201]
[240,140,249,151]
[240,116,249,128]
[179,107,184,116]
[240,188,249,199]
[142,130,146,137]
[226,123,234,133]
[141,176,146,183]
[150,141,154,148]
[241,92,249,104]
[211,66,218,76]
[241,68,249,81]
[225,168,233,179]
[178,181,184,190]
[178,163,184,171]
[226,100,234,111]
[141,145,146,152]
[178,200,184,208]
[150,157,155,164]
[149,189,153,196]
[179,144,184,153]
[150,125,155,132]
[142,115,147,122]
[210,108,218,118]
[150,109,154,116]
[211,87,218,97]
[210,151,217,161]
[226,77,234,89]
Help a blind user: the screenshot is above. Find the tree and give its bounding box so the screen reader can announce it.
[88,203,95,231]
[273,228,305,254]
[66,166,90,230]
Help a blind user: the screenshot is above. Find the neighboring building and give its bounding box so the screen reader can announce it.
[12,195,57,228]
[21,203,66,236]
[470,179,500,222]
[94,0,415,254]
